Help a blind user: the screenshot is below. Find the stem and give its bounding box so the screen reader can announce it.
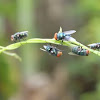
[0,46,21,61]
[0,38,100,56]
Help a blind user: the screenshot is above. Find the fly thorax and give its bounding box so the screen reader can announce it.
[96,44,100,49]
[52,49,57,56]
[57,33,65,40]
[80,49,86,56]
[46,47,51,52]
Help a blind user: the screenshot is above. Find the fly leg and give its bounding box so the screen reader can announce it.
[80,46,83,51]
[23,38,27,41]
[60,39,63,45]
[18,38,23,46]
[14,40,16,43]
[22,38,27,44]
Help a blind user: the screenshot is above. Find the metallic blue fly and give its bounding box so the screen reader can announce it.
[40,45,62,57]
[88,43,100,50]
[69,46,90,56]
[54,29,76,42]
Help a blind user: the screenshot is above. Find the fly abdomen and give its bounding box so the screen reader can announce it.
[96,43,100,49]
[45,45,53,53]
[50,48,58,56]
[17,32,28,39]
[90,45,97,49]
[77,49,87,56]
[72,46,90,56]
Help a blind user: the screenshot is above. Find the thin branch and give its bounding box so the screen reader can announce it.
[0,46,22,61]
[0,38,100,57]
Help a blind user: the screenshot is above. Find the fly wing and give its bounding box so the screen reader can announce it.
[40,48,46,52]
[15,31,28,35]
[64,36,76,42]
[88,43,96,46]
[54,47,61,51]
[43,45,47,49]
[63,30,76,35]
[40,48,52,56]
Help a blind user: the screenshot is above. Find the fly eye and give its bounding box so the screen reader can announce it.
[11,35,14,41]
[86,50,90,55]
[57,51,62,57]
[54,33,57,40]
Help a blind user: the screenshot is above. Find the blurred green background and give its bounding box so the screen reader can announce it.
[0,0,100,100]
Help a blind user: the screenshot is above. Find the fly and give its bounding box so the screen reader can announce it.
[54,27,76,42]
[88,43,100,50]
[11,31,28,42]
[69,46,90,56]
[40,45,62,57]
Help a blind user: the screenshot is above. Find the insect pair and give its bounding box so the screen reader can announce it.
[40,45,90,57]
